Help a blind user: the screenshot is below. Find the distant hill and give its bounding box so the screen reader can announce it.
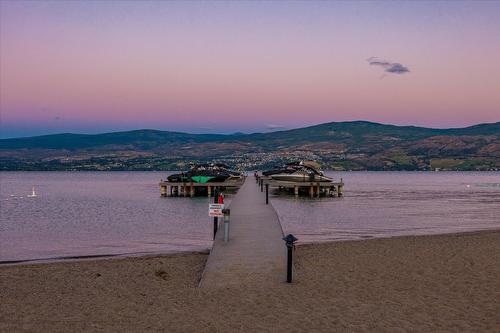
[1,121,499,171]
[0,130,231,150]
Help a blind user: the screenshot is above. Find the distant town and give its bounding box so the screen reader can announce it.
[1,150,497,172]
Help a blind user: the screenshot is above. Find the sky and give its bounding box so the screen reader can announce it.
[1,1,499,138]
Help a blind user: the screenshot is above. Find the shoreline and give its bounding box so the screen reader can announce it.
[2,170,500,173]
[0,249,211,267]
[2,228,498,267]
[293,227,500,245]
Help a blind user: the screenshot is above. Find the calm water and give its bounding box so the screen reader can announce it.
[1,171,499,262]
[273,172,500,243]
[0,172,220,263]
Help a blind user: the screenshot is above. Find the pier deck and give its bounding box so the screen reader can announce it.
[199,177,285,288]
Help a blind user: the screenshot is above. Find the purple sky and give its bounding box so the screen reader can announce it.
[1,1,499,138]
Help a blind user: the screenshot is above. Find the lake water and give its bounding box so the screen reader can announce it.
[272,171,500,243]
[1,171,499,263]
[0,172,217,263]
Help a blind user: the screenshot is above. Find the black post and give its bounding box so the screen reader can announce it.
[287,246,293,283]
[265,183,269,204]
[282,234,298,283]
[260,179,263,192]
[213,187,219,240]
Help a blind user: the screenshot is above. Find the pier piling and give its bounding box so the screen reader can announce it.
[159,178,244,198]
[160,184,167,197]
[265,183,269,204]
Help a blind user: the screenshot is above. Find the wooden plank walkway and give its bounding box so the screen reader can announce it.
[199,177,286,288]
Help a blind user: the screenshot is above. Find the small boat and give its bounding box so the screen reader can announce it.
[270,170,333,182]
[167,163,243,183]
[27,186,37,198]
[263,161,333,182]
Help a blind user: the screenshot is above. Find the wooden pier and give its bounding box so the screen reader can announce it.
[159,177,245,197]
[257,175,344,198]
[199,177,285,288]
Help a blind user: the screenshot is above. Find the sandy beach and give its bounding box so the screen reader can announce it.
[1,230,499,332]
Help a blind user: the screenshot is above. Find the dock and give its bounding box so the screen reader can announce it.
[161,171,345,287]
[257,175,344,198]
[199,177,285,288]
[159,178,245,197]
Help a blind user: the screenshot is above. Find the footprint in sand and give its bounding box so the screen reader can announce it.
[155,270,170,280]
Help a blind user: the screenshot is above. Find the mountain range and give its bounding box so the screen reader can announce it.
[1,121,499,171]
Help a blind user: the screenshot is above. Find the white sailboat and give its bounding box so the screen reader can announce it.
[27,186,37,198]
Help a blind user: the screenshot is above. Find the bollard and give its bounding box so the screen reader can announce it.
[265,183,269,204]
[282,234,298,283]
[223,209,230,242]
[260,179,264,192]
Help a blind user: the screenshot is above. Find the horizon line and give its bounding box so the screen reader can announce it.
[1,119,499,140]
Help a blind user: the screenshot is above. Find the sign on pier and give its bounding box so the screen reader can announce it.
[209,203,224,217]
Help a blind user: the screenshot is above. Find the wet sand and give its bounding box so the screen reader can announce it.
[1,230,499,332]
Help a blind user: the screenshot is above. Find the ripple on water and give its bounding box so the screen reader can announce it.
[271,171,500,244]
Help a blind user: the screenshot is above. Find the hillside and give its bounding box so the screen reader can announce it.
[1,121,499,171]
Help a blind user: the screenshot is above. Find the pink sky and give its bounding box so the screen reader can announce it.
[1,1,499,137]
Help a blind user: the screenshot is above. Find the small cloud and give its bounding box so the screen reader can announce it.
[367,57,410,75]
[266,124,286,130]
[385,63,409,74]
